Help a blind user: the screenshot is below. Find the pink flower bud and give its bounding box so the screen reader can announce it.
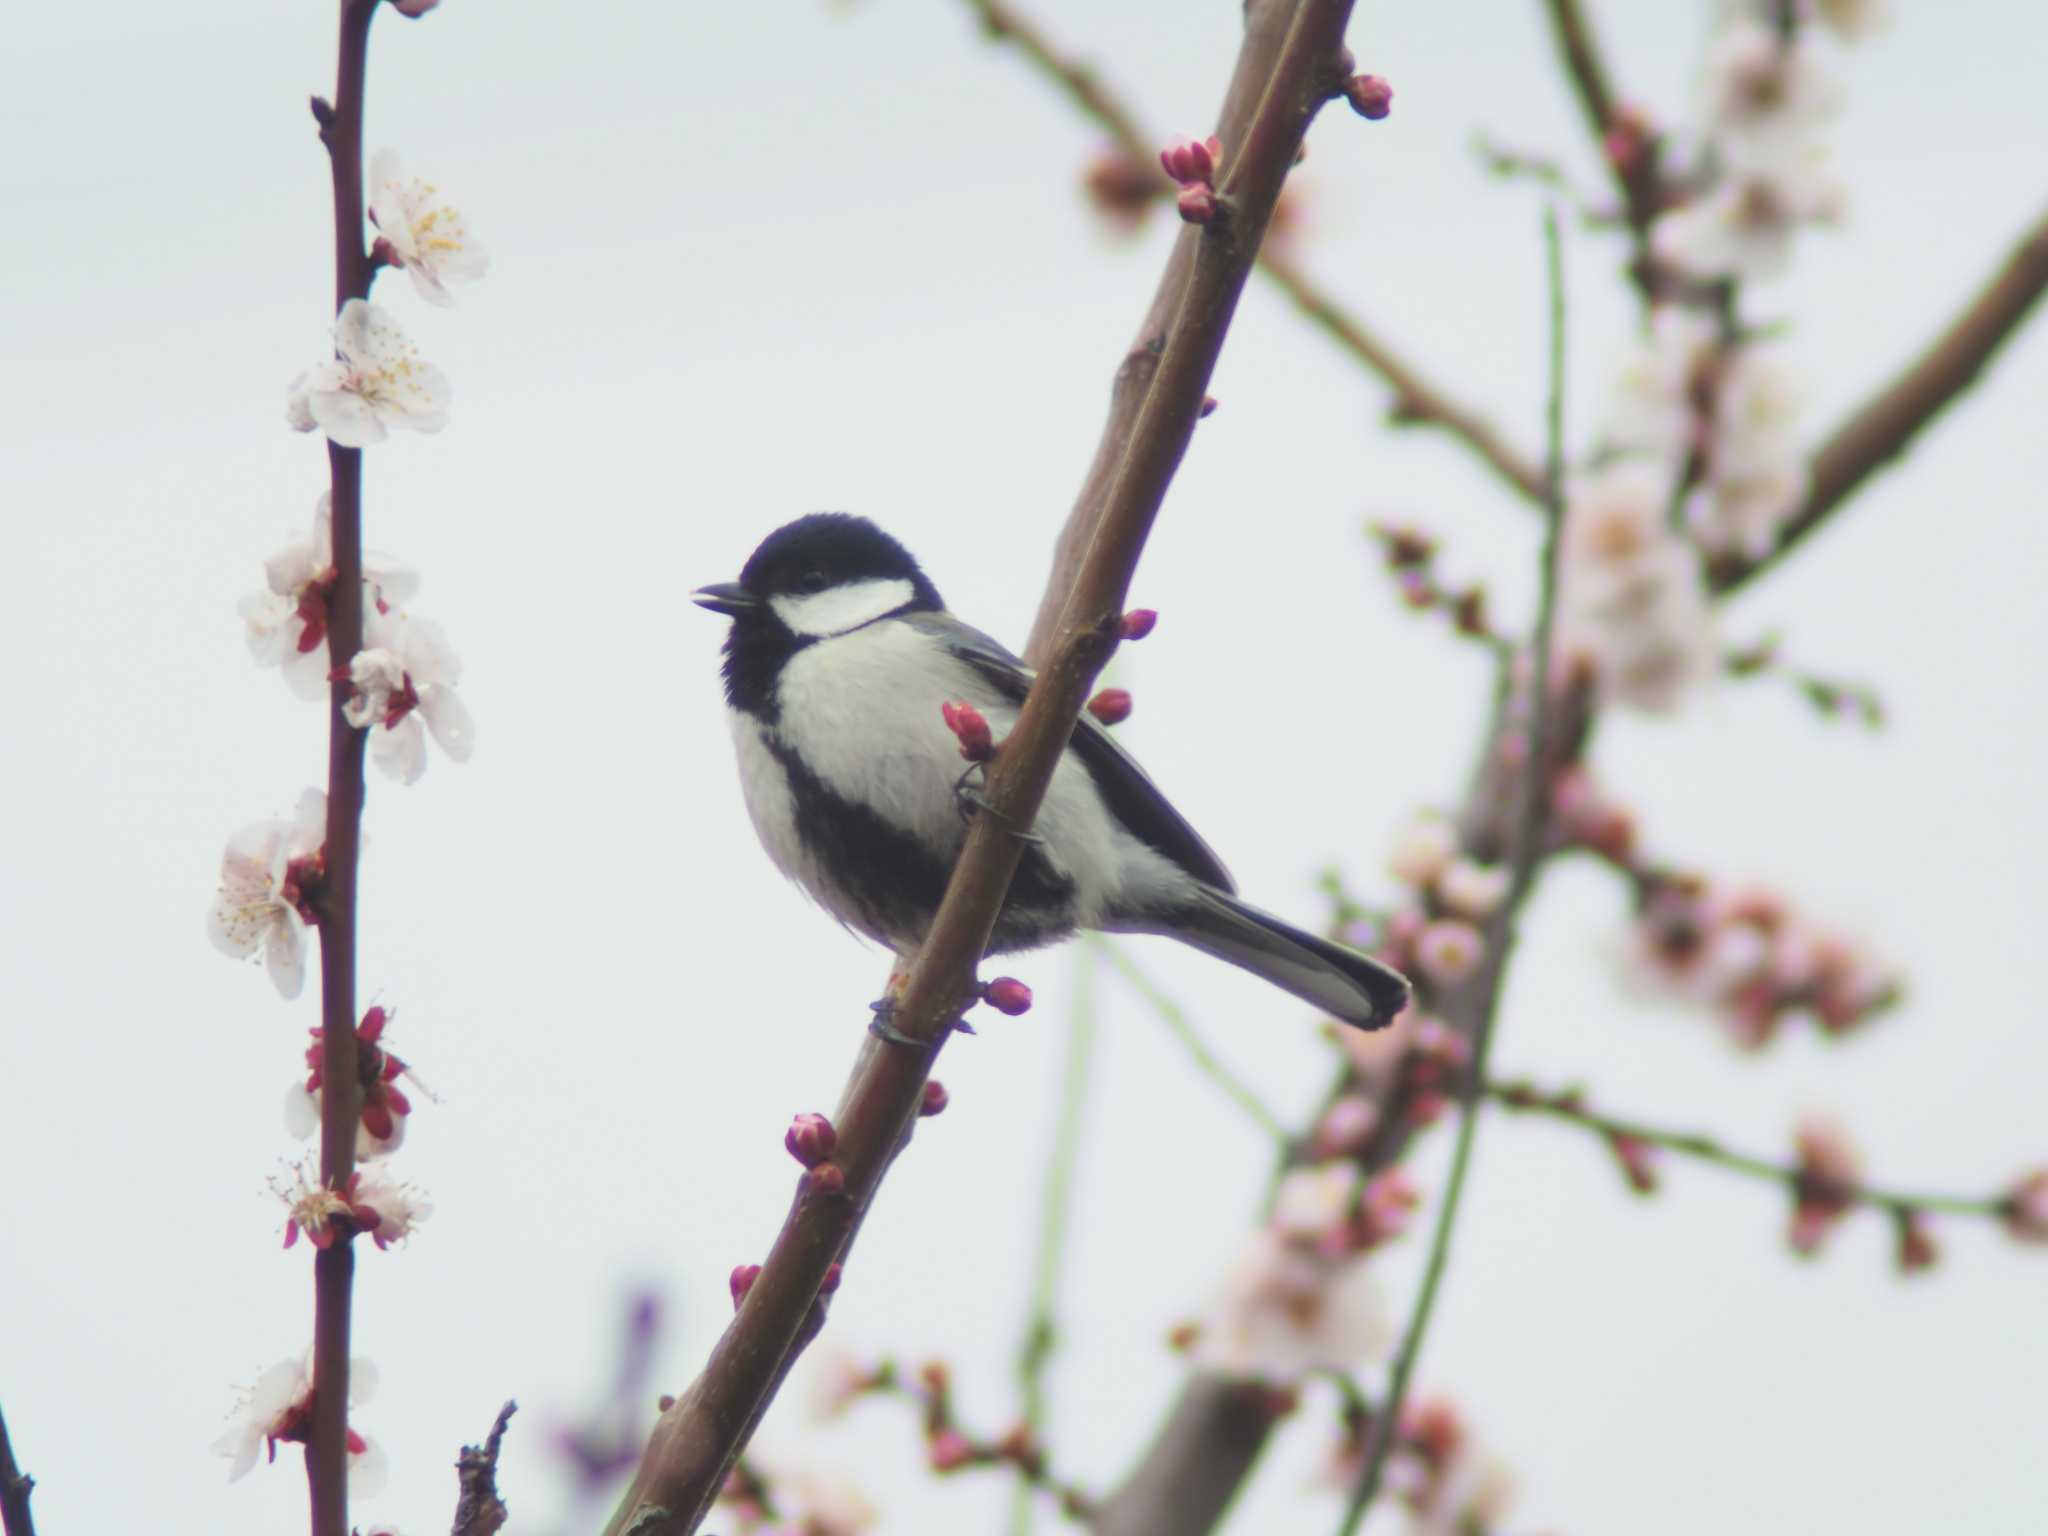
[983,976,1034,1016]
[391,0,442,14]
[1119,608,1158,640]
[804,1163,846,1199]
[2001,1170,2048,1243]
[1175,185,1219,225]
[1895,1210,1939,1274]
[819,1262,844,1295]
[1159,134,1221,187]
[785,1112,838,1168]
[928,1428,976,1472]
[920,1079,951,1117]
[729,1264,762,1308]
[1199,396,1219,419]
[1312,1094,1380,1157]
[1087,688,1133,726]
[1606,1132,1660,1195]
[941,700,995,762]
[1344,74,1394,120]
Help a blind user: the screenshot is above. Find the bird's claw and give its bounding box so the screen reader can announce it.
[952,767,1045,846]
[867,994,977,1047]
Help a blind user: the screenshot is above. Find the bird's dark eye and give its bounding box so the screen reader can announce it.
[796,569,829,595]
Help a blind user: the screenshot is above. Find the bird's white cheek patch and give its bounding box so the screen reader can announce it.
[770,578,916,638]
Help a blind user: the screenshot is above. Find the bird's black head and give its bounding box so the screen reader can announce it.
[693,513,945,716]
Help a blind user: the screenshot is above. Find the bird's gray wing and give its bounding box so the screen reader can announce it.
[901,611,1237,893]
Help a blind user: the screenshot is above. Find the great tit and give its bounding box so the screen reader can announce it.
[691,513,1409,1030]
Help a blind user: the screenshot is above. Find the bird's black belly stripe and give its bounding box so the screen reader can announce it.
[762,738,1077,954]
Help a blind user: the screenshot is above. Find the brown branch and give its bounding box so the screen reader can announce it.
[962,0,1547,577]
[0,1402,36,1536]
[451,1401,518,1536]
[600,7,1354,1534]
[308,5,379,1536]
[1712,206,2048,594]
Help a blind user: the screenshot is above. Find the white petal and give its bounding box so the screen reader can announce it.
[265,908,308,1000]
[291,789,329,851]
[387,362,451,434]
[309,388,389,449]
[367,148,404,234]
[420,687,474,762]
[363,555,419,608]
[371,717,428,785]
[406,261,456,309]
[281,645,333,701]
[349,1435,390,1498]
[284,1082,320,1139]
[397,613,461,686]
[239,591,295,665]
[332,299,392,366]
[349,1356,381,1407]
[286,373,318,433]
[212,1425,262,1482]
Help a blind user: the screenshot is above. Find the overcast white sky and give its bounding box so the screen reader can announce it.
[3,2,2046,1533]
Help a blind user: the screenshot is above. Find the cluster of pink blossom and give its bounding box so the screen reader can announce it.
[1632,873,1897,1047]
[1186,1157,1418,1385]
[1383,809,1509,989]
[1324,1395,1517,1536]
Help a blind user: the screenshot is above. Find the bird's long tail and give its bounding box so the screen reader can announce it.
[1142,884,1411,1031]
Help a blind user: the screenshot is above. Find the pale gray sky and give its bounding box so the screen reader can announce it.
[3,2,2046,1533]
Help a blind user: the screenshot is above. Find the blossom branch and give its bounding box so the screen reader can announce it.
[0,1402,35,1536]
[955,0,1547,534]
[1537,0,1662,301]
[600,8,1354,1533]
[307,4,380,1534]
[1712,205,2048,593]
[1010,948,1101,1536]
[1336,203,1570,1536]
[1483,1080,2025,1227]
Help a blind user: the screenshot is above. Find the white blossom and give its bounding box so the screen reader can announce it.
[1652,165,1841,284]
[1388,811,1459,889]
[208,790,327,999]
[212,1351,380,1484]
[287,299,450,447]
[369,149,489,308]
[239,493,419,699]
[1188,1229,1384,1385]
[353,1160,432,1250]
[1696,347,1809,558]
[345,608,474,784]
[1700,20,1840,173]
[1557,465,1717,714]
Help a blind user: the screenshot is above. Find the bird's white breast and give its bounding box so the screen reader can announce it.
[731,617,1191,931]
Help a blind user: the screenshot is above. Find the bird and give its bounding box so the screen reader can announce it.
[691,513,1410,1031]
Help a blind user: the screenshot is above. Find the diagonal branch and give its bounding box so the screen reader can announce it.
[961,0,1547,534]
[1713,206,2048,594]
[600,6,1358,1532]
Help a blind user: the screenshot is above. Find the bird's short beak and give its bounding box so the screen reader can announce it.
[690,582,758,617]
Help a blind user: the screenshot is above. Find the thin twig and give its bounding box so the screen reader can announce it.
[1337,205,1569,1536]
[308,5,380,1534]
[601,8,1354,1532]
[1483,1081,2011,1220]
[1093,938,1289,1146]
[1713,206,2048,594]
[1537,0,1662,303]
[1010,947,1101,1536]
[959,0,1547,518]
[451,1401,518,1536]
[0,1402,36,1536]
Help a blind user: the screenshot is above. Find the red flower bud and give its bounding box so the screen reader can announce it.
[819,1262,844,1295]
[1344,74,1394,120]
[1119,608,1158,640]
[983,976,1034,1016]
[928,1428,975,1472]
[729,1263,762,1308]
[1199,396,1219,419]
[785,1112,837,1168]
[1159,134,1221,187]
[941,699,995,762]
[920,1080,951,1117]
[1087,688,1133,726]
